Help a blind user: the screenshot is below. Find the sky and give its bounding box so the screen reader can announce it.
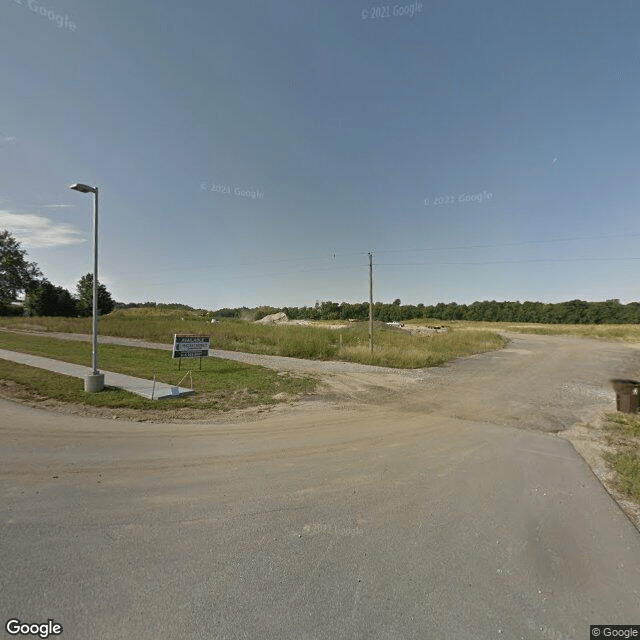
[1,0,640,310]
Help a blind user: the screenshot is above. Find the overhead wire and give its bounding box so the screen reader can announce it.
[373,232,640,254]
[106,232,640,294]
[377,257,640,266]
[107,250,367,276]
[108,232,635,277]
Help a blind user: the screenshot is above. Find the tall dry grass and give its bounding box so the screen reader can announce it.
[0,309,507,368]
[430,320,640,342]
[337,325,505,368]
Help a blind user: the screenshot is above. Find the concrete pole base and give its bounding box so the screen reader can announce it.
[85,373,105,393]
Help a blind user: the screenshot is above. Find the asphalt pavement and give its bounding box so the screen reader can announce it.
[1,332,639,639]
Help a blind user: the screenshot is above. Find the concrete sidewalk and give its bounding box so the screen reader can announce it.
[0,348,194,400]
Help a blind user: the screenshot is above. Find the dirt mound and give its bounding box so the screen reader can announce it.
[255,311,289,324]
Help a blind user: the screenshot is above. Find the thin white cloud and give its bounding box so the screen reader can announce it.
[0,211,86,248]
[42,204,74,208]
[0,135,16,147]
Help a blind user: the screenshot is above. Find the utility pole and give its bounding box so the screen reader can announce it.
[369,252,373,352]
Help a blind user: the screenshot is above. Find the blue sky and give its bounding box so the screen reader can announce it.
[2,0,640,309]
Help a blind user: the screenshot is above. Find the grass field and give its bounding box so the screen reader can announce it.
[0,331,316,411]
[335,325,505,368]
[410,319,640,342]
[0,309,507,368]
[4,310,640,342]
[603,413,640,503]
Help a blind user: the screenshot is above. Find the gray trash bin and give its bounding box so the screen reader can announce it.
[611,379,640,414]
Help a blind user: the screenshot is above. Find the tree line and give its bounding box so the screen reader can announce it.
[0,230,115,317]
[232,298,640,325]
[6,227,638,324]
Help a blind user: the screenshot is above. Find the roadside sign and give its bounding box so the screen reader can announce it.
[172,335,210,359]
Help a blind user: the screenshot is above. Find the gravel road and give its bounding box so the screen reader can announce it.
[18,329,640,433]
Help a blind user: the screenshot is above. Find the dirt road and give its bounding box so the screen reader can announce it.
[10,329,639,432]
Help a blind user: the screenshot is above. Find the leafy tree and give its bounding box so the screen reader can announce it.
[622,302,640,324]
[319,301,340,320]
[603,299,623,324]
[214,307,242,318]
[502,301,521,322]
[115,301,157,309]
[75,273,115,316]
[197,298,640,326]
[442,302,463,320]
[253,305,282,320]
[26,281,77,317]
[373,301,389,321]
[0,230,42,314]
[521,301,543,323]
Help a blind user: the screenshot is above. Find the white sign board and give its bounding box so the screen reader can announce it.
[172,334,210,359]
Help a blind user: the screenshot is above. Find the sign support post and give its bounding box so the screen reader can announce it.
[172,335,210,369]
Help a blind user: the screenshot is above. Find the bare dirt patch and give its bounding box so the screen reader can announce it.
[0,377,314,424]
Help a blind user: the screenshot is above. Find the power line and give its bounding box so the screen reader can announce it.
[108,231,639,277]
[113,255,640,290]
[374,232,640,255]
[104,230,640,291]
[124,263,367,289]
[107,250,367,276]
[377,257,640,266]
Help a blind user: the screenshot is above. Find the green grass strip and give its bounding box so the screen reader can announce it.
[0,358,166,409]
[0,332,316,410]
[604,449,640,503]
[603,413,640,503]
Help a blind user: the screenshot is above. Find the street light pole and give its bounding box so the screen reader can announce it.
[70,183,104,392]
[91,187,99,375]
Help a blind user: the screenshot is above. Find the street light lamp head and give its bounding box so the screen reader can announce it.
[69,183,96,194]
